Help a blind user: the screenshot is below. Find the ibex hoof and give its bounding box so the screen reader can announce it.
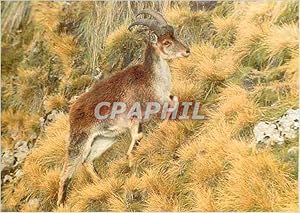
[135,133,143,141]
[127,153,133,167]
[128,160,133,168]
[57,199,64,208]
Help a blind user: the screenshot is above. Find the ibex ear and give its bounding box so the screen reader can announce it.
[149,32,158,44]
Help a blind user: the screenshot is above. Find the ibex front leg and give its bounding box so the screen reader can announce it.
[127,118,143,167]
[166,95,179,120]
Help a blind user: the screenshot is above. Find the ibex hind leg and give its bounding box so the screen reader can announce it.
[83,124,125,167]
[57,132,88,206]
[85,136,116,168]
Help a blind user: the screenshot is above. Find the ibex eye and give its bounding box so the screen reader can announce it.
[163,41,171,46]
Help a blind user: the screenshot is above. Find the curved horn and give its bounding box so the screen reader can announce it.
[136,9,168,25]
[128,19,161,34]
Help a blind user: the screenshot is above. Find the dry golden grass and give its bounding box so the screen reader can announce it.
[282,51,298,98]
[65,75,93,98]
[1,1,31,34]
[2,114,67,211]
[264,23,298,58]
[44,95,68,113]
[16,68,49,112]
[213,15,237,33]
[190,184,216,211]
[233,20,270,62]
[20,200,40,212]
[67,178,123,211]
[233,1,295,25]
[140,168,181,211]
[176,114,297,212]
[241,1,282,24]
[170,43,239,103]
[232,0,298,69]
[207,84,260,138]
[102,24,145,75]
[217,152,298,211]
[164,5,190,26]
[47,34,77,79]
[131,120,199,169]
[2,181,29,211]
[212,15,238,47]
[24,113,68,171]
[171,78,200,101]
[108,175,144,211]
[172,43,238,83]
[164,5,214,43]
[1,109,40,146]
[31,1,76,80]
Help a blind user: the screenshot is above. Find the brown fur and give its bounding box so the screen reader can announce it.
[57,28,190,206]
[69,44,161,135]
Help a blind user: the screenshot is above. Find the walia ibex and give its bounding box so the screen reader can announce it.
[57,9,190,206]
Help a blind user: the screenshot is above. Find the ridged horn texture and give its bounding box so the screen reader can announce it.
[136,9,168,25]
[128,9,174,36]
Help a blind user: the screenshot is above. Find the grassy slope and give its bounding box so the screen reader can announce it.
[1,1,299,211]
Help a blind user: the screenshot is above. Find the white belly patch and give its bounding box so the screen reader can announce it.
[87,137,115,162]
[153,58,171,103]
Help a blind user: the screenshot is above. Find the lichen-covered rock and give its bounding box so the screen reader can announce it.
[278,109,299,138]
[1,150,15,172]
[1,141,30,185]
[254,109,299,146]
[14,141,30,165]
[287,146,298,156]
[14,169,24,181]
[27,198,40,210]
[40,110,64,129]
[3,175,13,184]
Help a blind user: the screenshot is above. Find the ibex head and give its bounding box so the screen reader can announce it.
[129,9,190,60]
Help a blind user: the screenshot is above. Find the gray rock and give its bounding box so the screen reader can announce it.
[40,110,63,129]
[254,108,299,146]
[94,69,102,80]
[27,198,40,210]
[3,175,13,183]
[47,110,59,122]
[14,141,29,165]
[69,95,79,104]
[1,150,15,172]
[15,169,24,180]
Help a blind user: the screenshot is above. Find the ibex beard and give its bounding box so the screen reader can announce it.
[94,101,205,121]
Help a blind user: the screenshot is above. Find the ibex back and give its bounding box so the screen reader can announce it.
[57,9,190,206]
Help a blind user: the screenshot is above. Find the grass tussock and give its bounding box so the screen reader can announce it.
[44,95,68,113]
[217,152,298,211]
[264,23,298,63]
[212,15,238,48]
[165,5,215,44]
[1,109,40,148]
[1,1,31,35]
[212,84,260,137]
[1,1,299,212]
[101,24,146,75]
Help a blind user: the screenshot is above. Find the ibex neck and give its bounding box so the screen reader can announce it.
[143,44,171,103]
[143,44,167,72]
